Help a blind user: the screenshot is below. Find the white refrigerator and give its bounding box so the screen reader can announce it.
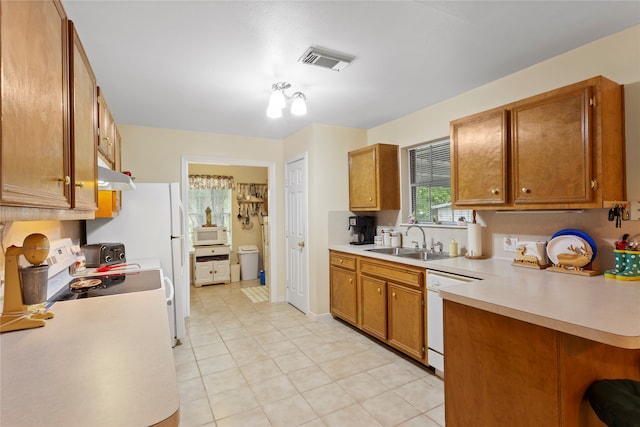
[86,183,186,346]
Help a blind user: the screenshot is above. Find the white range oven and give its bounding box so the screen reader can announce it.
[427,270,479,374]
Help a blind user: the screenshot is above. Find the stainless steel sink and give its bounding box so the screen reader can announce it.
[366,247,452,261]
[365,247,415,256]
[397,251,451,261]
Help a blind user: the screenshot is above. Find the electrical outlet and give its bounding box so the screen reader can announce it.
[503,236,519,252]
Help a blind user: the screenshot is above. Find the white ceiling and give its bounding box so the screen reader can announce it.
[62,1,640,140]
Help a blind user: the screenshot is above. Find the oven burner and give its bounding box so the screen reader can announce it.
[70,279,102,290]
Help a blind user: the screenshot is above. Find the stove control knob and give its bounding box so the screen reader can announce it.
[105,255,113,263]
[119,253,126,260]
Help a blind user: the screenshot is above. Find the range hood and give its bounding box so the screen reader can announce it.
[97,158,136,191]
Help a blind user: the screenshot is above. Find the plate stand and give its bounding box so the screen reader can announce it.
[547,265,600,277]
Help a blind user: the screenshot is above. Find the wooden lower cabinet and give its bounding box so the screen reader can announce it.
[329,252,358,326]
[387,283,424,360]
[329,250,426,364]
[360,275,387,341]
[444,301,640,427]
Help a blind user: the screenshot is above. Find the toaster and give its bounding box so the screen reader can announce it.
[82,243,126,267]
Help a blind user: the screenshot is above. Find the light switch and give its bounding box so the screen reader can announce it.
[630,201,640,221]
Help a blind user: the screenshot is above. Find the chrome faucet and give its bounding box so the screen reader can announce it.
[405,225,427,251]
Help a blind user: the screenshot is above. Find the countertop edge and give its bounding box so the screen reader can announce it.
[440,290,640,349]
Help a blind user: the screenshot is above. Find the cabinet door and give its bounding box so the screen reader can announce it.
[511,86,593,205]
[97,88,116,167]
[330,266,358,326]
[69,21,97,211]
[388,283,424,361]
[451,109,508,207]
[349,146,378,209]
[194,261,214,285]
[213,260,230,282]
[360,275,387,341]
[0,0,71,209]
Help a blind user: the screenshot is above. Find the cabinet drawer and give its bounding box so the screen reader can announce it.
[330,252,357,270]
[360,258,423,288]
[195,246,230,257]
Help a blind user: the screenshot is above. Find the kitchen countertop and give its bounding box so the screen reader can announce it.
[330,244,640,349]
[0,269,180,426]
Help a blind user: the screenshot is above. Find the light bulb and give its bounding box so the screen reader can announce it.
[266,102,283,118]
[268,89,286,110]
[291,93,307,116]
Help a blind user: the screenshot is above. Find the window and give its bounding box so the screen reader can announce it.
[188,175,233,247]
[409,139,471,224]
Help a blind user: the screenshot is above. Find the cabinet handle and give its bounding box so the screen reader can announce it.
[339,259,343,264]
[591,179,597,190]
[521,187,530,194]
[377,287,381,294]
[368,197,373,201]
[58,176,71,185]
[490,188,499,195]
[75,181,84,188]
[349,278,352,283]
[392,292,396,299]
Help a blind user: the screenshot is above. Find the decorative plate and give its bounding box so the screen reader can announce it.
[551,229,597,262]
[546,235,592,267]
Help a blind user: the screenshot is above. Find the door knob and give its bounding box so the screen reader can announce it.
[298,241,305,248]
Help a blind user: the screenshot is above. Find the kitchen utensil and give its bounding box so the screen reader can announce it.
[1,233,54,333]
[95,263,141,272]
[237,203,242,220]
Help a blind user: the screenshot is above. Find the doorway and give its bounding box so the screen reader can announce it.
[181,156,278,316]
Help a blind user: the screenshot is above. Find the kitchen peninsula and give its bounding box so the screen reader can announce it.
[0,280,180,426]
[330,244,640,426]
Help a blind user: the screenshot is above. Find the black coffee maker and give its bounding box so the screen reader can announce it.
[348,216,375,245]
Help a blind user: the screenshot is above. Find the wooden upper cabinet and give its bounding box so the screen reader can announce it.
[512,85,593,205]
[451,76,625,210]
[349,143,400,211]
[69,21,98,211]
[97,87,116,167]
[451,109,509,207]
[0,0,71,209]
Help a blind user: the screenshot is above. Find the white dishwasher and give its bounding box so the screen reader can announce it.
[427,270,479,374]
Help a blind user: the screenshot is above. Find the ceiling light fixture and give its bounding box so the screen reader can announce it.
[266,82,307,118]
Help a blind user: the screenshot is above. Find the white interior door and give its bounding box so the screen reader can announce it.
[285,156,308,313]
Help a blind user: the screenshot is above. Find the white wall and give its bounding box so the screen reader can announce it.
[366,25,640,272]
[283,124,366,316]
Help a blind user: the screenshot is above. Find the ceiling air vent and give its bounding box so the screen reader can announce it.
[298,47,355,71]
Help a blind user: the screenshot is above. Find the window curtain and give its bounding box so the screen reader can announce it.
[187,175,234,246]
[188,175,234,190]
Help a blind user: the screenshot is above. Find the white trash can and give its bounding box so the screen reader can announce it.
[238,245,259,280]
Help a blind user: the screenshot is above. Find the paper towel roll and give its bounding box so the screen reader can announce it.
[467,223,482,257]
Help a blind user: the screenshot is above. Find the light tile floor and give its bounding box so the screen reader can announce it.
[173,280,445,427]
